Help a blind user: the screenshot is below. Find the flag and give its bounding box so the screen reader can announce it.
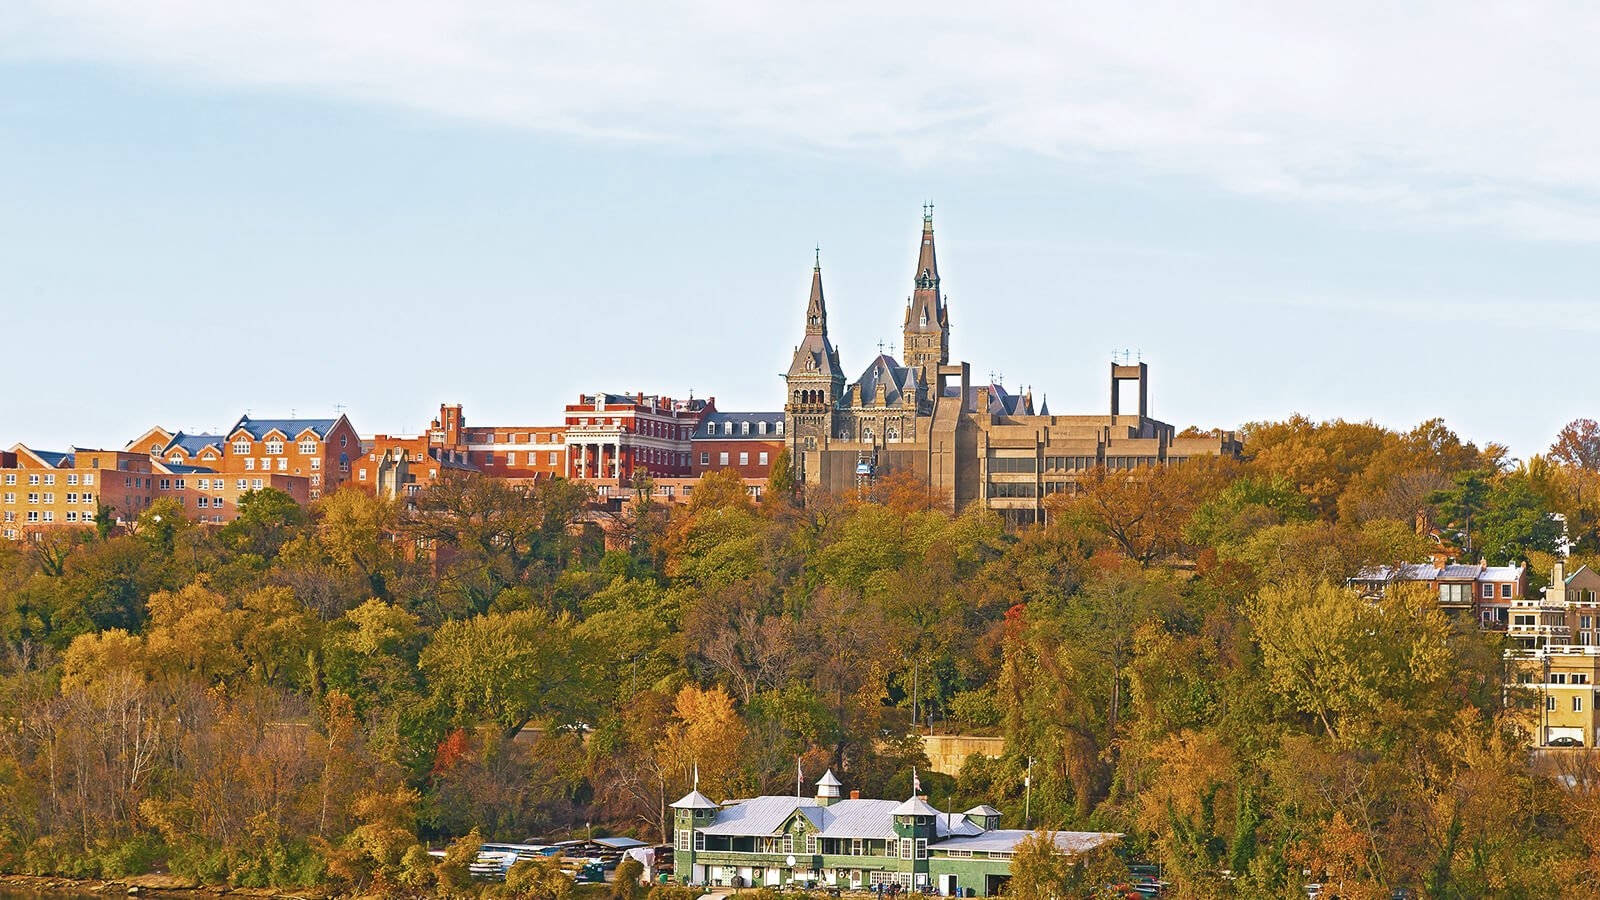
[693,761,700,789]
[796,756,804,797]
[912,767,921,796]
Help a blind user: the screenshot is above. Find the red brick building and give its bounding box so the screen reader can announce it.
[563,392,711,497]
[690,411,784,478]
[358,403,567,500]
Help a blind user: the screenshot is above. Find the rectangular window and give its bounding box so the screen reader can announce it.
[694,831,705,851]
[42,474,54,485]
[41,493,52,504]
[311,474,321,486]
[244,458,255,470]
[276,458,286,471]
[158,479,171,490]
[759,452,769,465]
[81,492,92,504]
[506,452,517,465]
[310,458,321,470]
[916,839,927,860]
[232,441,250,454]
[251,478,263,490]
[65,493,77,503]
[358,470,367,481]
[26,511,37,522]
[1502,583,1513,598]
[548,451,558,465]
[719,452,729,466]
[265,441,283,455]
[83,474,93,485]
[197,497,208,508]
[900,839,914,860]
[853,839,863,857]
[1,493,10,504]
[40,511,52,523]
[65,511,77,522]
[28,475,39,485]
[1481,583,1493,598]
[299,441,316,454]
[2,474,12,485]
[1576,696,1586,712]
[174,478,185,490]
[236,479,248,490]
[739,452,749,466]
[676,830,690,852]
[806,835,817,854]
[1440,583,1470,604]
[700,452,710,465]
[82,510,93,522]
[214,496,224,507]
[66,474,78,485]
[26,493,37,504]
[1548,696,1559,711]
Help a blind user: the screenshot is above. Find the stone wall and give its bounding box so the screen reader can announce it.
[921,734,1005,776]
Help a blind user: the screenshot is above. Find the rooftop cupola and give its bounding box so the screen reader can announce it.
[815,768,843,805]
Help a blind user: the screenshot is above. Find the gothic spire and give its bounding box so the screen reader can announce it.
[904,203,945,334]
[806,246,828,336]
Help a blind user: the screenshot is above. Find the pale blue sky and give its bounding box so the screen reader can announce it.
[4,3,1598,458]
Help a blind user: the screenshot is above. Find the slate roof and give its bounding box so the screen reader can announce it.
[695,412,784,440]
[852,354,916,406]
[230,415,342,440]
[165,432,225,456]
[30,449,74,468]
[788,333,844,380]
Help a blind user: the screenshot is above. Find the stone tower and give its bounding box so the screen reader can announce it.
[785,252,845,463]
[902,204,949,392]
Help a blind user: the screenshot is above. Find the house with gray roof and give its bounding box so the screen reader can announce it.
[670,770,1118,896]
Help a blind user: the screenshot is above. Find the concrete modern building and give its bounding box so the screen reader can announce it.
[670,772,1117,896]
[783,209,1240,525]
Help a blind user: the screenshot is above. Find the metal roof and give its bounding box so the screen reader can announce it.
[698,796,817,835]
[934,829,1118,855]
[814,799,902,840]
[669,790,719,810]
[963,805,1002,818]
[816,769,842,788]
[891,795,942,817]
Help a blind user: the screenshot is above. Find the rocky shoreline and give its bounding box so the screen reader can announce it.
[0,874,327,900]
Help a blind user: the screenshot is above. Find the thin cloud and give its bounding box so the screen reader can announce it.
[10,1,1600,238]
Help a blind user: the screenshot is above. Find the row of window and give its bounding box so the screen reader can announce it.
[230,438,340,455]
[6,472,98,486]
[705,420,784,437]
[1547,696,1587,712]
[701,451,770,467]
[3,492,96,505]
[3,510,93,523]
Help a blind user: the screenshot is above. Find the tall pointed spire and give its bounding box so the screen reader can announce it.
[806,247,828,336]
[903,204,950,382]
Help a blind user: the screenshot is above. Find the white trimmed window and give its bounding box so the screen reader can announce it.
[251,478,263,490]
[311,458,321,470]
[244,458,255,470]
[265,441,283,455]
[676,830,691,852]
[232,441,250,454]
[43,474,54,485]
[83,474,93,485]
[298,440,316,454]
[235,479,248,490]
[66,474,78,485]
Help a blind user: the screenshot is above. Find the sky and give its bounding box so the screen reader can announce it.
[3,2,1598,459]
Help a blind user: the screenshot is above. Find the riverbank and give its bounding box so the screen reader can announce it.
[0,874,327,900]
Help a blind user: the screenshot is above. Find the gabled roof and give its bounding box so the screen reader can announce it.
[697,796,815,835]
[164,432,225,457]
[229,415,345,441]
[852,354,915,406]
[10,445,74,468]
[788,332,844,380]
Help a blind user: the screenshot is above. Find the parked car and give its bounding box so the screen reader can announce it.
[1549,736,1584,748]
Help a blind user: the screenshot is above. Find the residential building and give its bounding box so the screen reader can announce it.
[691,411,784,478]
[671,772,1117,896]
[784,208,1240,524]
[1348,559,1528,631]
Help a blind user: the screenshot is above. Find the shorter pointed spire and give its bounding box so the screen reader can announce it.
[805,252,828,336]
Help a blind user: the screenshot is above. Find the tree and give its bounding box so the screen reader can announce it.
[1552,419,1600,471]
[1005,831,1126,900]
[220,488,307,558]
[420,608,593,738]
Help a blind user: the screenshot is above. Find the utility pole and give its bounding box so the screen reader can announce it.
[1024,757,1034,827]
[912,658,920,730]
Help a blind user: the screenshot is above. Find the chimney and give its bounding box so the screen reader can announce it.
[1430,551,1449,568]
[850,790,860,800]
